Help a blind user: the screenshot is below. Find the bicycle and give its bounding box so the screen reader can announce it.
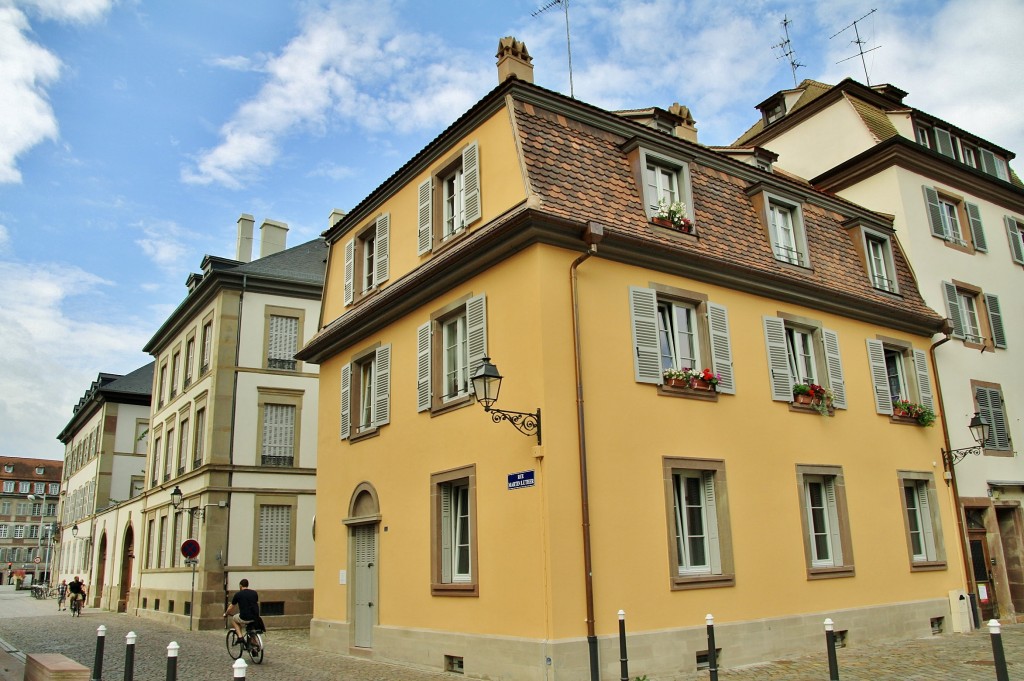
[70,594,84,617]
[225,620,264,664]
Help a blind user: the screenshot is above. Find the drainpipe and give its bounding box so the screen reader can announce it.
[931,332,976,604]
[570,222,604,681]
[222,274,246,617]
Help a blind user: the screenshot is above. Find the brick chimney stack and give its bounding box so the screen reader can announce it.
[496,37,533,84]
[669,103,698,143]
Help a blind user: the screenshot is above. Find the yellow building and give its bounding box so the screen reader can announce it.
[298,40,964,680]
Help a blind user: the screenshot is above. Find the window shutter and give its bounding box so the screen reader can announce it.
[440,485,453,583]
[629,287,662,384]
[821,328,847,409]
[942,281,965,339]
[416,322,432,412]
[922,186,945,238]
[462,142,481,226]
[374,344,391,427]
[375,213,390,284]
[1005,217,1024,265]
[912,349,934,412]
[417,179,433,255]
[465,294,487,393]
[340,363,351,440]
[825,478,843,566]
[702,471,721,575]
[980,148,999,177]
[978,387,1010,450]
[762,316,793,401]
[707,302,735,395]
[984,294,1006,349]
[865,339,893,415]
[343,239,355,305]
[965,203,987,252]
[917,484,937,561]
[933,129,955,158]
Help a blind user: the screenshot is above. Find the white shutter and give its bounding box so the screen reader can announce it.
[462,142,481,225]
[702,471,721,575]
[374,344,391,427]
[417,322,432,412]
[465,295,487,393]
[343,239,355,305]
[825,478,843,566]
[707,302,735,395]
[917,484,937,561]
[933,129,955,158]
[942,281,965,339]
[762,316,793,401]
[258,505,291,566]
[821,328,846,409]
[866,340,893,414]
[913,349,933,412]
[340,363,351,440]
[375,213,390,284]
[984,295,1006,349]
[1005,217,1024,265]
[629,287,661,384]
[965,203,987,252]
[923,186,945,238]
[417,179,433,255]
[440,484,453,583]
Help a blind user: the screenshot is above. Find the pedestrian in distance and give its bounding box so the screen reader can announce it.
[57,579,68,610]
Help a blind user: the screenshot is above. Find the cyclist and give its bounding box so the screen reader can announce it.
[57,579,68,610]
[68,576,84,614]
[224,579,260,645]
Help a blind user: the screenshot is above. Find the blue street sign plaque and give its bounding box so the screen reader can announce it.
[507,470,535,490]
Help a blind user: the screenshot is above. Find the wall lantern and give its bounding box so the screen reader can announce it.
[943,412,991,468]
[471,357,542,445]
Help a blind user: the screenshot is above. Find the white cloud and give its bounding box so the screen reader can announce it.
[308,161,356,181]
[0,224,9,251]
[16,0,114,24]
[135,219,193,272]
[208,54,263,72]
[0,260,151,458]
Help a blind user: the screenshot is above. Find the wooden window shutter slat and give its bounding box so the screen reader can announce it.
[707,302,735,394]
[922,186,945,238]
[984,294,1007,349]
[629,287,661,384]
[374,344,391,427]
[762,316,793,401]
[965,203,987,252]
[465,295,487,393]
[702,471,721,575]
[417,179,433,255]
[462,142,481,225]
[821,328,847,409]
[942,281,965,339]
[375,213,390,284]
[416,322,432,412]
[865,339,893,414]
[343,239,355,305]
[340,364,351,440]
[913,350,934,412]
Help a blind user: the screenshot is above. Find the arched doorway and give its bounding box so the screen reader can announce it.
[118,525,134,613]
[346,483,380,649]
[94,534,108,609]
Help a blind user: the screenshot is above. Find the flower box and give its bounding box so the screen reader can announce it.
[689,378,714,391]
[794,393,814,405]
[665,377,689,388]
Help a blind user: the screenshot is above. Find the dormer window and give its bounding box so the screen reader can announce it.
[344,214,390,306]
[863,231,898,293]
[34,467,44,475]
[417,141,482,255]
[762,97,786,125]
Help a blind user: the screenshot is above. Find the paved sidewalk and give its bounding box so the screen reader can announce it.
[0,589,1020,680]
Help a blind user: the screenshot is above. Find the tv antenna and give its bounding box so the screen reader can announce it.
[830,9,880,85]
[772,15,804,87]
[532,0,574,98]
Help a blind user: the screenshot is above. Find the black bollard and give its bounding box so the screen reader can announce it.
[91,625,106,681]
[705,614,718,681]
[232,658,247,679]
[618,610,629,681]
[824,619,839,681]
[166,641,179,681]
[123,631,137,681]
[988,619,1009,681]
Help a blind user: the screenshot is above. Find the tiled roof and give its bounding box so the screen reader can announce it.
[846,95,899,143]
[235,238,328,285]
[103,362,154,397]
[734,79,833,145]
[0,457,62,481]
[514,98,940,327]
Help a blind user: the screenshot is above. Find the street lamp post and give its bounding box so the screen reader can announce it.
[27,493,47,586]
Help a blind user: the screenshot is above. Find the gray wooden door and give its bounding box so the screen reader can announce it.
[352,525,376,648]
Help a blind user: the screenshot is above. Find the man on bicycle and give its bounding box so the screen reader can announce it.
[68,576,84,613]
[57,579,68,610]
[224,579,259,643]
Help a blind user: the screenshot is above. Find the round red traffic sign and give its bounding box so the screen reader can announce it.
[180,539,201,559]
[33,556,41,564]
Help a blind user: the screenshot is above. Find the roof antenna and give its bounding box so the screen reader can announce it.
[532,0,574,98]
[830,9,881,86]
[772,15,804,87]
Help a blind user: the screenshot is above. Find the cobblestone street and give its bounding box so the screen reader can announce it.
[1,589,1021,680]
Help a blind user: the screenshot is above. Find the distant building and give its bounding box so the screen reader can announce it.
[1,456,62,585]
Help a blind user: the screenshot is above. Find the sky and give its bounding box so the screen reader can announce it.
[1,0,1022,460]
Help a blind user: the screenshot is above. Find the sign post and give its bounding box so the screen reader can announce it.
[180,540,201,631]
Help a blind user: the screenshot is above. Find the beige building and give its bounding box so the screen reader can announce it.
[734,77,1024,623]
[1,456,62,586]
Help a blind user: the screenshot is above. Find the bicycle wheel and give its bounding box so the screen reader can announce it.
[247,633,264,664]
[226,630,243,659]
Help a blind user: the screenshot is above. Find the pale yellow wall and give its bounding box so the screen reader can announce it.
[765,99,878,179]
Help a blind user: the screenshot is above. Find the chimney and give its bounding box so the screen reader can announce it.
[236,214,255,263]
[259,219,289,258]
[496,37,533,84]
[668,103,698,143]
[328,209,347,231]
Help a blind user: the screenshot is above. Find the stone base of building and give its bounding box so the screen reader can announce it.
[109,586,313,631]
[311,598,950,680]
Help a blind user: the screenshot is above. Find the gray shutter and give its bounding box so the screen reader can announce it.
[440,485,453,583]
[417,179,432,255]
[375,213,390,284]
[865,339,893,415]
[1005,217,1024,265]
[917,484,937,561]
[825,478,843,566]
[821,328,846,409]
[913,349,934,412]
[374,344,391,427]
[942,281,965,339]
[416,322,432,412]
[707,302,735,395]
[965,203,987,252]
[984,294,1006,349]
[702,472,721,575]
[923,186,945,238]
[629,287,661,384]
[343,239,355,305]
[762,316,793,401]
[462,142,481,226]
[933,128,955,158]
[977,387,1010,450]
[980,148,999,176]
[465,294,487,393]
[340,363,351,440]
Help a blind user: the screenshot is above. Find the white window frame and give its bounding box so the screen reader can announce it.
[442,313,469,402]
[638,148,693,223]
[339,344,392,440]
[261,403,296,467]
[417,294,488,413]
[805,475,841,568]
[763,316,847,408]
[658,300,700,374]
[864,231,898,293]
[1005,216,1024,266]
[443,166,466,240]
[786,327,817,385]
[672,471,716,575]
[442,480,472,583]
[418,141,481,255]
[344,214,390,305]
[898,472,944,567]
[3,481,13,493]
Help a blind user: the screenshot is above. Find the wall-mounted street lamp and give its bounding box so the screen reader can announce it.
[170,485,228,521]
[471,357,542,445]
[942,412,991,469]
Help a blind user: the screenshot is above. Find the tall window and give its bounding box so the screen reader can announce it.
[431,466,477,595]
[418,142,481,255]
[442,313,469,401]
[183,337,195,386]
[172,512,184,567]
[262,404,296,467]
[796,465,853,577]
[358,360,375,432]
[770,203,800,264]
[786,327,816,385]
[340,345,391,440]
[200,320,213,374]
[645,160,679,210]
[158,364,167,408]
[158,516,167,568]
[177,419,189,476]
[418,294,489,413]
[673,472,713,574]
[658,301,699,372]
[164,429,174,481]
[151,436,162,487]
[865,234,896,292]
[193,408,206,469]
[884,349,908,403]
[135,421,149,455]
[443,167,465,239]
[344,214,390,305]
[146,519,155,569]
[267,314,299,371]
[170,351,180,397]
[258,504,292,566]
[898,472,943,567]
